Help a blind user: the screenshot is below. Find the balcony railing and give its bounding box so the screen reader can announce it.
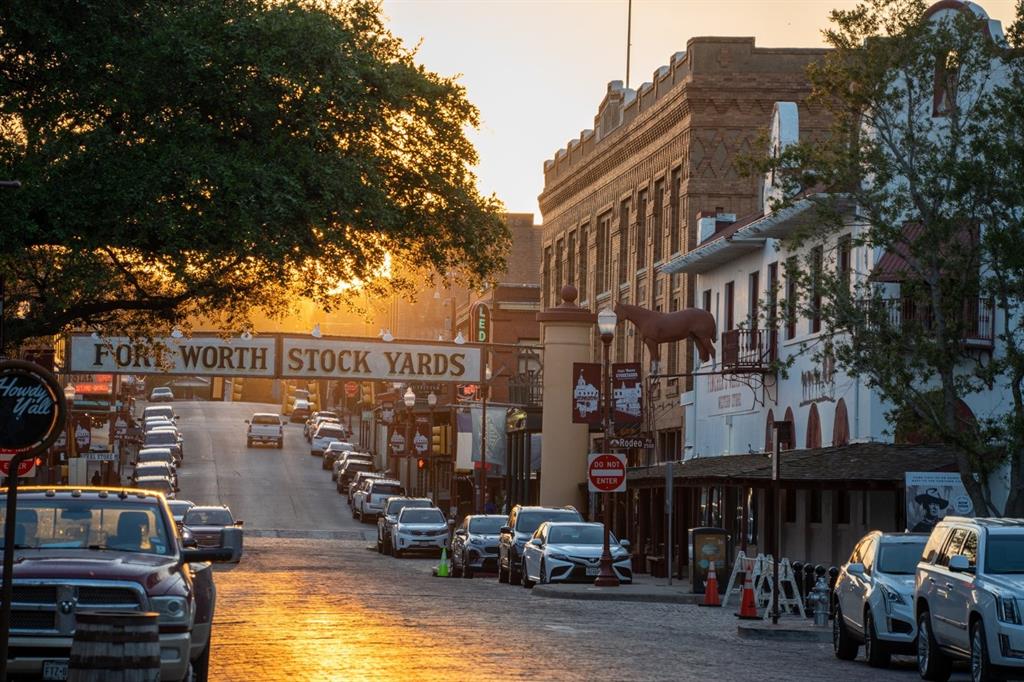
[721,329,777,373]
[871,297,994,348]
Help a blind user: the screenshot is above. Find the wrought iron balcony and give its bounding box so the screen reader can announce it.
[871,297,994,348]
[721,328,777,373]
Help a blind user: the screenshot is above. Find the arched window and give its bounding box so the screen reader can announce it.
[833,398,850,447]
[782,407,795,450]
[806,403,822,449]
[764,409,775,452]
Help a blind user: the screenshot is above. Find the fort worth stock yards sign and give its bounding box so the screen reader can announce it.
[68,334,483,383]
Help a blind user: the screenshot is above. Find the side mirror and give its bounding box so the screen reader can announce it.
[174,415,180,420]
[846,562,865,576]
[500,526,512,535]
[949,555,973,573]
[180,529,198,549]
[619,539,631,550]
[235,520,244,526]
[530,538,543,547]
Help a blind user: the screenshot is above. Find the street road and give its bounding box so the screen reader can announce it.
[171,400,971,681]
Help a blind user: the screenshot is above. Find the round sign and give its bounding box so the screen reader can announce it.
[0,359,67,454]
[588,453,626,493]
[345,382,358,398]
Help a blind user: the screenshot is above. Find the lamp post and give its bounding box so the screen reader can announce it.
[595,308,620,587]
[62,385,77,484]
[427,391,438,501]
[477,365,492,513]
[403,387,416,487]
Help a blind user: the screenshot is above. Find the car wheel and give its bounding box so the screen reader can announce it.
[498,554,509,583]
[917,609,952,681]
[521,559,534,588]
[832,603,858,661]
[971,619,1000,682]
[864,610,890,668]
[351,506,357,520]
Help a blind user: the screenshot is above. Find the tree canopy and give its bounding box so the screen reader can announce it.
[0,0,509,347]
[761,0,1024,514]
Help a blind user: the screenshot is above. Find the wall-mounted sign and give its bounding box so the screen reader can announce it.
[0,359,66,456]
[472,303,491,343]
[414,417,431,454]
[571,363,601,426]
[611,363,643,434]
[905,472,974,533]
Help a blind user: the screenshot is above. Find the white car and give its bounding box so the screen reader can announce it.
[246,413,284,448]
[392,507,449,557]
[833,531,928,667]
[914,517,1024,682]
[520,521,632,588]
[353,479,405,523]
[149,386,174,402]
[322,441,355,471]
[333,453,373,481]
[310,423,346,457]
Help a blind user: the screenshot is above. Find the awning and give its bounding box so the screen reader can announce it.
[627,442,960,489]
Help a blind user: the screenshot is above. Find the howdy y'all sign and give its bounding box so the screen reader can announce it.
[69,334,483,383]
[0,360,65,455]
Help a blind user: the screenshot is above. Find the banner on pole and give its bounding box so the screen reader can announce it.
[571,363,601,426]
[611,363,643,434]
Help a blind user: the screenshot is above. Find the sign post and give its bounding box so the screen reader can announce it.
[0,359,68,680]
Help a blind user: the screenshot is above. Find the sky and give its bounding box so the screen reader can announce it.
[380,0,1019,221]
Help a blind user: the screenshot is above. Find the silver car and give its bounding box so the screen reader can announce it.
[392,507,449,558]
[833,531,927,666]
[520,521,632,588]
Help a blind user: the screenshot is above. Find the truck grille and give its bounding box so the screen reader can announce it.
[10,582,146,635]
[12,585,57,604]
[77,586,143,607]
[11,611,57,630]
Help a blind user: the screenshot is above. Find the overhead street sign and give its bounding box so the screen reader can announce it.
[607,436,655,450]
[588,453,627,493]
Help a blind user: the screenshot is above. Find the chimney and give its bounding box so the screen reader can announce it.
[697,210,718,243]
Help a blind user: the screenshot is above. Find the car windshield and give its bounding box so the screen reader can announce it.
[135,465,170,475]
[252,415,280,425]
[345,462,371,472]
[137,451,172,463]
[135,478,172,492]
[370,484,404,496]
[318,412,339,420]
[548,525,610,545]
[153,388,171,395]
[145,432,176,445]
[877,540,927,574]
[326,443,354,452]
[389,499,431,514]
[469,517,505,534]
[400,509,444,524]
[515,510,580,533]
[986,534,1024,574]
[318,427,343,438]
[183,509,234,526]
[168,502,193,516]
[143,407,173,419]
[0,498,173,555]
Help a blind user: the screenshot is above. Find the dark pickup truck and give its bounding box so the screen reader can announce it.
[1,487,240,681]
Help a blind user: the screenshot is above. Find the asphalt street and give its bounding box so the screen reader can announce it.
[171,400,973,681]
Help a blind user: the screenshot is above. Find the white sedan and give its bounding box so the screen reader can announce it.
[520,521,632,587]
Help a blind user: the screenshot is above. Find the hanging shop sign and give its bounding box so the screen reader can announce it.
[472,303,491,344]
[0,359,66,455]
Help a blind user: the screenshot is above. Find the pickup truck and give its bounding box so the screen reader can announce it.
[1,487,240,681]
[245,413,284,448]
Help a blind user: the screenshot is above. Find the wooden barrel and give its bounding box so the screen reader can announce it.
[68,610,161,682]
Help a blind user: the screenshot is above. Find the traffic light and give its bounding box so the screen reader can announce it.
[417,457,426,470]
[432,425,450,455]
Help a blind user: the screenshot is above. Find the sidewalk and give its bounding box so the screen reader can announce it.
[531,575,705,604]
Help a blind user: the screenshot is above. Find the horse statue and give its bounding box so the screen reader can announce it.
[614,302,717,373]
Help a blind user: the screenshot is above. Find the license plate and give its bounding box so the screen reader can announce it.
[42,661,68,681]
[586,566,600,577]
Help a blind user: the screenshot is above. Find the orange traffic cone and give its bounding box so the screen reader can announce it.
[699,560,721,607]
[735,560,758,619]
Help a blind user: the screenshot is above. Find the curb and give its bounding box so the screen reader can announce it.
[532,585,705,604]
[736,621,832,642]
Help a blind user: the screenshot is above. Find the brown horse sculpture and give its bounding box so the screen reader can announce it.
[614,302,717,371]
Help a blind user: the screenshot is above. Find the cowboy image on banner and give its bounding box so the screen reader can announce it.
[905,471,975,533]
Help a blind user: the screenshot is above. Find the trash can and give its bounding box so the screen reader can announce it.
[688,527,731,594]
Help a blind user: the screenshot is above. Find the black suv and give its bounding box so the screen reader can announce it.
[497,505,582,585]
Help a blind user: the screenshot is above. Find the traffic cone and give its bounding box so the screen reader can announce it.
[436,548,449,578]
[699,560,721,607]
[735,559,759,619]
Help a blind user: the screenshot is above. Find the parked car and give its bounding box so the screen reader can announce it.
[290,399,312,423]
[149,386,174,402]
[310,423,347,457]
[135,447,176,467]
[914,516,1024,682]
[168,499,196,527]
[0,487,239,681]
[304,411,340,440]
[832,531,928,666]
[134,474,178,499]
[245,413,284,449]
[498,505,583,585]
[142,404,177,423]
[143,428,183,464]
[451,514,505,578]
[353,479,405,523]
[520,521,632,588]
[377,497,434,555]
[132,461,179,488]
[143,416,177,434]
[346,471,385,504]
[322,441,355,470]
[182,505,244,552]
[333,453,374,482]
[392,506,449,558]
[336,459,374,494]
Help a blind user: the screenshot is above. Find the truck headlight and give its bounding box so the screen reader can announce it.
[997,597,1022,625]
[151,596,193,627]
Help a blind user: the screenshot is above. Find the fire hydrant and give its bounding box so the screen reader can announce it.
[807,566,831,627]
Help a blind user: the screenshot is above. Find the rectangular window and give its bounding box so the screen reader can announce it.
[837,235,852,294]
[635,189,647,269]
[702,289,712,312]
[668,297,679,375]
[618,199,630,285]
[542,246,552,309]
[811,246,823,333]
[567,230,576,290]
[748,271,760,329]
[835,490,850,525]
[555,238,564,291]
[809,489,823,523]
[578,225,589,302]
[596,212,611,295]
[785,257,798,339]
[784,490,797,523]
[652,179,664,263]
[670,168,681,255]
[724,281,735,331]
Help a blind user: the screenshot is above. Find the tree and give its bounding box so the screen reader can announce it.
[760,0,1024,515]
[0,0,509,348]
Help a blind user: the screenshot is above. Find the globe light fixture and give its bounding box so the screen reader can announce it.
[597,308,617,340]
[454,331,465,345]
[427,392,438,408]
[310,323,322,338]
[382,329,394,342]
[170,327,184,339]
[403,386,416,408]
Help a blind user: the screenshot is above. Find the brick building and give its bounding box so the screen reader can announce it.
[538,37,830,470]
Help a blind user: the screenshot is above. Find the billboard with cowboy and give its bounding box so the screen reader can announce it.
[905,472,975,533]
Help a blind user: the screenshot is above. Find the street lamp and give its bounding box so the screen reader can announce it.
[403,387,416,488]
[454,331,466,345]
[477,365,492,513]
[427,392,438,500]
[595,308,620,587]
[382,329,395,342]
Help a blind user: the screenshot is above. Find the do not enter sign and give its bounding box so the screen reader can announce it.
[588,453,626,493]
[0,454,37,478]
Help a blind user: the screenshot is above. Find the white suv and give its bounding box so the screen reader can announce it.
[353,479,405,523]
[915,517,1024,682]
[833,531,928,667]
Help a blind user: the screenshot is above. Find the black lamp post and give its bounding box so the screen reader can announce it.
[427,391,437,501]
[594,308,620,587]
[403,386,416,487]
